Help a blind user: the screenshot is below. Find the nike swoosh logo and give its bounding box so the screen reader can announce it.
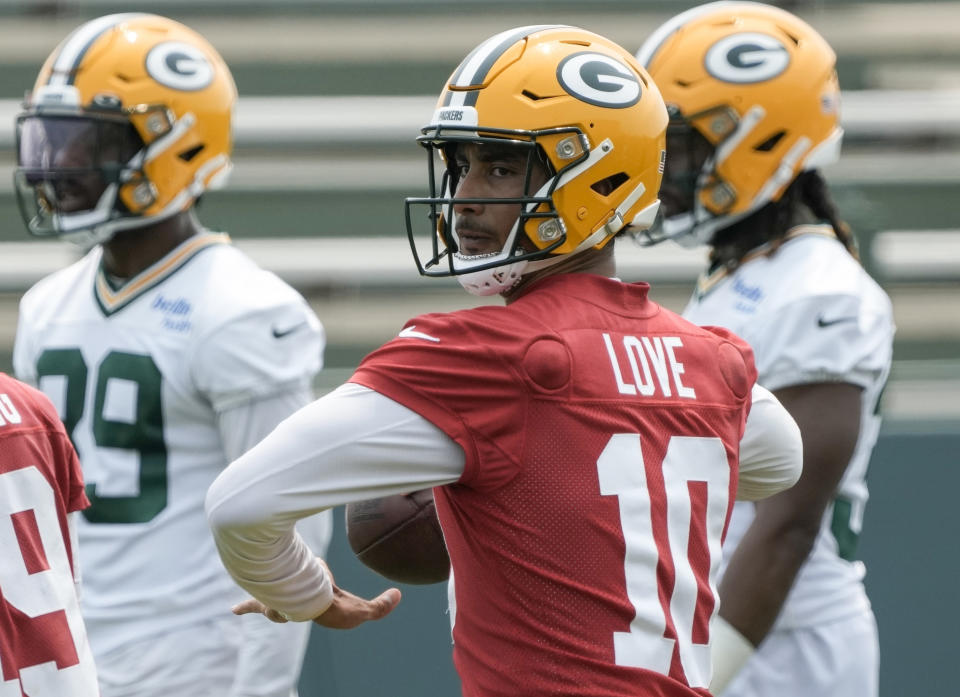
[398,325,440,342]
[817,316,858,328]
[272,321,307,339]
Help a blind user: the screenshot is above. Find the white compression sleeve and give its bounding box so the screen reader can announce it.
[206,383,464,621]
[736,384,803,501]
[710,615,755,695]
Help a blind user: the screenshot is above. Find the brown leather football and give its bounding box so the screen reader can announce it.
[344,489,450,585]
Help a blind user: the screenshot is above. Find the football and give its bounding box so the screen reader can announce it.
[344,488,450,585]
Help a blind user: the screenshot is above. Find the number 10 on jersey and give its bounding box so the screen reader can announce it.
[598,434,730,688]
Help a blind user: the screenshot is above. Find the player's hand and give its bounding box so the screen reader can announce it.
[232,597,293,624]
[231,559,401,629]
[310,557,402,629]
[311,582,402,629]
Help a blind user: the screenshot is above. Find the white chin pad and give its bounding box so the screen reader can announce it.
[457,259,528,296]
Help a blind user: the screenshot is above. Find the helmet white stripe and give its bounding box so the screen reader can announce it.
[445,25,566,107]
[48,13,146,86]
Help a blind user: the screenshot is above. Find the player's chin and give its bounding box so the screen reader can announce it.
[458,239,499,256]
[54,194,97,214]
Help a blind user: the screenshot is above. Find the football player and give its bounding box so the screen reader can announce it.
[0,372,99,696]
[635,3,895,696]
[206,25,803,697]
[12,14,332,697]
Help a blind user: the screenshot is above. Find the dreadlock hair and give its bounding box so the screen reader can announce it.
[708,169,859,272]
[792,169,859,260]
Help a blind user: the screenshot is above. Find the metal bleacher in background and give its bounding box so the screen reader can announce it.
[0,3,957,696]
[1,5,957,419]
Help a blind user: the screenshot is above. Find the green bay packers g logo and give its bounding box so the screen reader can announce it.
[705,33,789,84]
[145,41,214,91]
[556,52,641,108]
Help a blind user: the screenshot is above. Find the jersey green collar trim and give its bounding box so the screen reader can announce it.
[94,233,231,316]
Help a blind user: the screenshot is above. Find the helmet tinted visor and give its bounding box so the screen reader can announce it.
[14,115,142,236]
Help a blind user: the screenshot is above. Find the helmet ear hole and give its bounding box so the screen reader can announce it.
[591,172,628,196]
[178,145,204,162]
[754,131,786,152]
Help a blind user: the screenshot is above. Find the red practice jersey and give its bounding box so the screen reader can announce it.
[0,372,98,696]
[352,274,757,697]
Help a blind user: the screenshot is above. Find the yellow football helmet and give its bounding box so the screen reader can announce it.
[14,13,236,246]
[636,1,842,247]
[405,25,667,295]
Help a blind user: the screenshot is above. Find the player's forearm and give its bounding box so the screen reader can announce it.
[721,380,863,642]
[205,448,336,621]
[717,516,817,644]
[206,384,464,619]
[207,505,335,621]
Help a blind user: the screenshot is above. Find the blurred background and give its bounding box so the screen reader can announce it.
[0,1,956,695]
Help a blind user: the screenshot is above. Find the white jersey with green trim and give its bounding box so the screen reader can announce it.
[13,234,324,656]
[682,226,894,629]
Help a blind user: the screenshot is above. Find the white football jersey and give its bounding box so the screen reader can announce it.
[683,226,894,628]
[13,233,324,656]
